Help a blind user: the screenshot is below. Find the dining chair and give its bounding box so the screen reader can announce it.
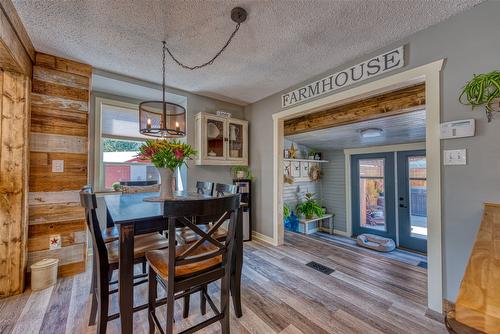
[80,187,169,333]
[214,183,238,197]
[146,194,241,334]
[196,180,214,195]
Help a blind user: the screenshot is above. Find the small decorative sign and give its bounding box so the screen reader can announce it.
[216,110,232,118]
[282,46,405,108]
[49,234,61,250]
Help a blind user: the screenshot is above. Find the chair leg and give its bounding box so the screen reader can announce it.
[182,291,190,318]
[220,277,230,334]
[148,268,157,334]
[165,284,175,334]
[96,269,110,334]
[88,256,97,326]
[200,285,207,315]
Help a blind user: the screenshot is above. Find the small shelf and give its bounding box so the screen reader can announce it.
[283,158,328,163]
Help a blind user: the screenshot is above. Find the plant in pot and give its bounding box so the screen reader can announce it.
[308,150,316,160]
[295,192,324,220]
[137,139,196,200]
[231,165,254,180]
[459,70,500,122]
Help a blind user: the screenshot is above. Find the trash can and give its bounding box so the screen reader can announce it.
[31,258,59,291]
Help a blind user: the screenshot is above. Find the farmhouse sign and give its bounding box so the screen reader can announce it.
[281,46,405,108]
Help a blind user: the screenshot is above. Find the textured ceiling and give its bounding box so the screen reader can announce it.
[13,0,482,104]
[286,109,426,151]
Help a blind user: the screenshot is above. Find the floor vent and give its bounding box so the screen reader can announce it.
[306,261,335,275]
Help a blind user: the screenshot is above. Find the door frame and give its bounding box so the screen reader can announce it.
[272,59,444,312]
[351,152,397,240]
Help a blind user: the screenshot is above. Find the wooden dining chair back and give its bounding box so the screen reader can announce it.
[196,181,214,195]
[147,194,241,334]
[214,183,238,197]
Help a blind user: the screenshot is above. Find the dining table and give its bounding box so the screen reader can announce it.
[104,191,244,334]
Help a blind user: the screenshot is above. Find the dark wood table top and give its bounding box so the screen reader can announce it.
[103,191,212,224]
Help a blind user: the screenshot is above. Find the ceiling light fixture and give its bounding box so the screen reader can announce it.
[360,128,383,138]
[139,7,247,137]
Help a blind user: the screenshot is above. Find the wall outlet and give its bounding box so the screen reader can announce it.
[49,234,61,250]
[52,160,64,173]
[443,149,467,165]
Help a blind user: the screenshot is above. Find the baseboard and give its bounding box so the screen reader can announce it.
[251,231,276,246]
[318,227,350,237]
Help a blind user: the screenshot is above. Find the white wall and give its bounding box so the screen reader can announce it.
[320,150,346,232]
[245,1,500,302]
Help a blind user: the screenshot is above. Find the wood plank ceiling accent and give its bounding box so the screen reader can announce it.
[28,53,91,278]
[0,0,33,298]
[284,83,425,136]
[454,203,500,332]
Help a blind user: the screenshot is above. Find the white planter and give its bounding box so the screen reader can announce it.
[236,170,246,179]
[158,167,174,199]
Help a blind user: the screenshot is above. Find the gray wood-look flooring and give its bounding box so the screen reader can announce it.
[0,232,446,334]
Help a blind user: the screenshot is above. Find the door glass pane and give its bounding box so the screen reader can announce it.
[206,119,224,157]
[359,158,386,231]
[228,122,243,158]
[408,156,427,239]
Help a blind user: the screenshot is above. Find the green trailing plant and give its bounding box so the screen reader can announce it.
[230,165,254,180]
[283,203,291,220]
[459,70,500,122]
[295,192,324,219]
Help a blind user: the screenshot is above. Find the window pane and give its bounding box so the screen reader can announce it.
[408,156,427,239]
[359,158,386,231]
[102,103,149,140]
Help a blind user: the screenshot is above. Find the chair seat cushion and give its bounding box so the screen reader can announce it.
[106,233,168,263]
[146,242,222,280]
[177,224,227,244]
[356,233,396,252]
[102,226,119,243]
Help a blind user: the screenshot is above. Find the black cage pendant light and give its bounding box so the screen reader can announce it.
[139,7,247,138]
[139,41,186,138]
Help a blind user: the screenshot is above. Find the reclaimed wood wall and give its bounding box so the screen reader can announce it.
[28,53,91,278]
[0,70,30,297]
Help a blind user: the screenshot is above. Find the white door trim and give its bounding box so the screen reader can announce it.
[272,59,444,313]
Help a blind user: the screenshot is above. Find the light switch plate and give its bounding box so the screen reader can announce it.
[443,149,467,165]
[52,160,64,172]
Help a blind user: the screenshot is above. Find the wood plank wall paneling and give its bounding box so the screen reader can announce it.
[284,83,426,136]
[28,53,91,278]
[0,70,30,298]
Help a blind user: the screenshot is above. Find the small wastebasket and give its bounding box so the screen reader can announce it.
[31,258,59,291]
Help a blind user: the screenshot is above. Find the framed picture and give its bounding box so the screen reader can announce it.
[284,149,290,159]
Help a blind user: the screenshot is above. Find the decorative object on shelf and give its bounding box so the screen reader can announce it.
[137,139,196,201]
[207,122,221,139]
[231,165,254,180]
[284,149,290,159]
[309,164,321,181]
[288,143,298,159]
[295,192,324,220]
[459,70,500,122]
[308,150,316,160]
[139,42,186,137]
[216,110,232,118]
[314,152,322,160]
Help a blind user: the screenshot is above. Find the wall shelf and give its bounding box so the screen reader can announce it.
[283,158,328,163]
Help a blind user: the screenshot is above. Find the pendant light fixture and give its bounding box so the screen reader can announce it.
[139,7,247,138]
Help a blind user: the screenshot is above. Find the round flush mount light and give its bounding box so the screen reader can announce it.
[360,128,383,138]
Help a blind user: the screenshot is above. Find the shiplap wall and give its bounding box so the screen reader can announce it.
[320,150,346,232]
[283,139,322,209]
[28,53,91,277]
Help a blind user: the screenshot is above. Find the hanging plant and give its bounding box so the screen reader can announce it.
[459,70,500,122]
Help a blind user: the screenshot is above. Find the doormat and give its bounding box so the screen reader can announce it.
[306,261,335,275]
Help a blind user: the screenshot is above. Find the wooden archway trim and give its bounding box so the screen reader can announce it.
[284,83,425,136]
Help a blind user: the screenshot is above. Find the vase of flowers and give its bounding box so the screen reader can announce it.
[137,139,196,201]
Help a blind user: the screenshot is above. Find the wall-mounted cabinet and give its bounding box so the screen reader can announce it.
[194,112,248,166]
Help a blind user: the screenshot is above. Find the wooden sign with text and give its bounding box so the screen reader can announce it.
[282,46,405,108]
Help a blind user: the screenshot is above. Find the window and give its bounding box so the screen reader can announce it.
[94,98,186,191]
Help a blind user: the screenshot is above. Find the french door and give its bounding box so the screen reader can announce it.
[351,150,427,253]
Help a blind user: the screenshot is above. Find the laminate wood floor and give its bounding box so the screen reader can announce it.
[0,232,446,334]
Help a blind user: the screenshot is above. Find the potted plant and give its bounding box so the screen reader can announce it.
[111,182,122,192]
[459,70,500,122]
[295,192,324,220]
[308,150,316,160]
[231,165,254,180]
[137,139,196,199]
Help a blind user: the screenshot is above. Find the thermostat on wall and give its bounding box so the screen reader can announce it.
[440,119,475,139]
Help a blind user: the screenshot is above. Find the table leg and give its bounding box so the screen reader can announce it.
[231,208,243,318]
[329,217,333,235]
[119,223,135,334]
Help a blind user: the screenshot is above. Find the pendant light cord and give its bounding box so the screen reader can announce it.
[164,22,241,71]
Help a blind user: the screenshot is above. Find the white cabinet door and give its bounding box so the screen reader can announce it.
[204,115,226,161]
[227,118,248,163]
